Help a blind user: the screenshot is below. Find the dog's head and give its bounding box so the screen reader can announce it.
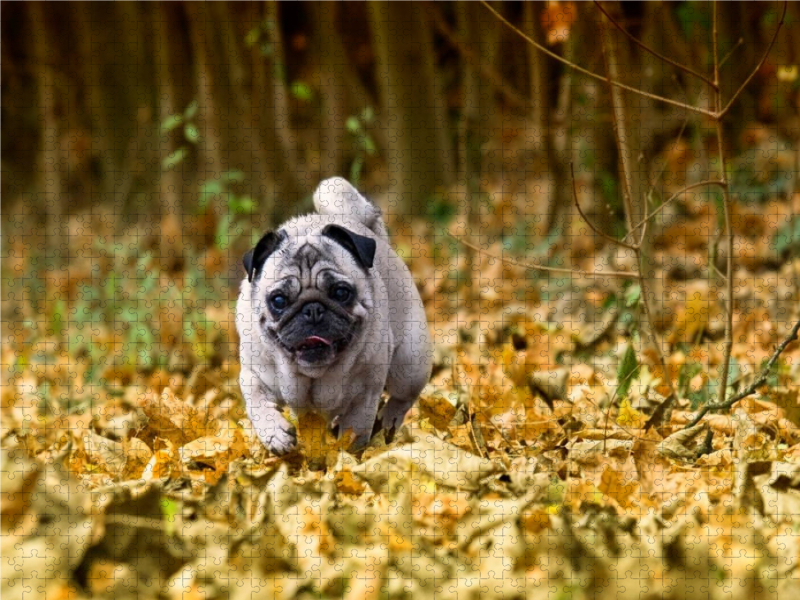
[243,224,377,372]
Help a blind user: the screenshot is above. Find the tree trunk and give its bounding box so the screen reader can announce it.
[525,2,548,143]
[185,1,225,184]
[212,1,268,204]
[29,1,65,261]
[153,2,182,221]
[312,1,348,178]
[367,0,453,220]
[250,1,301,223]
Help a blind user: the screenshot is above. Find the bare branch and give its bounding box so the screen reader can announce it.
[719,38,744,69]
[719,1,787,117]
[625,179,725,242]
[479,0,716,118]
[593,0,717,90]
[448,234,640,280]
[570,163,638,251]
[684,319,800,429]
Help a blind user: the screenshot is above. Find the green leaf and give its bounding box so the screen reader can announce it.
[230,196,255,214]
[184,100,199,120]
[616,344,639,399]
[222,170,246,183]
[184,124,200,144]
[245,27,260,48]
[726,355,741,391]
[161,148,187,170]
[624,284,641,308]
[200,180,223,196]
[160,114,183,134]
[346,116,362,134]
[349,155,364,186]
[215,213,234,250]
[774,217,800,255]
[160,498,179,536]
[290,81,313,102]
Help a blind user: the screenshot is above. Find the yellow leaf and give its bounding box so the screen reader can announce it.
[335,470,366,496]
[598,464,638,509]
[298,411,330,463]
[616,399,646,428]
[777,65,798,83]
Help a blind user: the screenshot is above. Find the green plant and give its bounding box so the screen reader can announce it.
[245,18,276,57]
[160,100,200,170]
[774,216,800,257]
[199,170,255,251]
[346,107,377,186]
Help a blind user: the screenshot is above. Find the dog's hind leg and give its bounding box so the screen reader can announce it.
[336,385,383,451]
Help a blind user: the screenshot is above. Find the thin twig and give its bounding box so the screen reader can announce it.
[593,0,717,90]
[638,82,690,238]
[480,0,716,119]
[645,117,690,201]
[570,163,638,251]
[448,234,640,280]
[719,38,744,69]
[719,1,786,117]
[684,319,800,429]
[625,179,724,242]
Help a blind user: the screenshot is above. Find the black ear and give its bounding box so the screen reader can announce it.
[243,230,285,282]
[322,224,376,269]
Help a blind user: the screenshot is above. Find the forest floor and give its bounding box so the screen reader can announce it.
[4,142,800,599]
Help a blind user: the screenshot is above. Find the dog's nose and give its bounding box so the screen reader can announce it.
[301,302,326,324]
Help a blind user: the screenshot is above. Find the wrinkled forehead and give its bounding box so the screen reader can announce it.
[256,233,360,291]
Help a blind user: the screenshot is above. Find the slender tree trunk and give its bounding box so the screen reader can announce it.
[313,1,348,178]
[265,0,302,195]
[153,3,182,221]
[601,2,666,362]
[185,2,225,184]
[30,2,64,261]
[545,37,573,235]
[213,1,265,202]
[368,0,453,220]
[525,1,548,138]
[250,1,301,223]
[459,1,497,158]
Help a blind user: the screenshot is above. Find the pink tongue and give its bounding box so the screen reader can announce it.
[303,336,331,346]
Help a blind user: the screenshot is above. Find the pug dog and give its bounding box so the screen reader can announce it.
[237,177,432,455]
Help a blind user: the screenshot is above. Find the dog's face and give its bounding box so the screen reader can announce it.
[244,224,377,372]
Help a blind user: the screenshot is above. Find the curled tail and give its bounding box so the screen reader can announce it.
[313,177,389,241]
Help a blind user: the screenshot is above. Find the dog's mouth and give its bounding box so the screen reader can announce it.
[297,336,332,352]
[270,314,361,368]
[294,335,337,364]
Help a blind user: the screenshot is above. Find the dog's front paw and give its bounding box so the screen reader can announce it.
[267,421,298,456]
[253,415,298,456]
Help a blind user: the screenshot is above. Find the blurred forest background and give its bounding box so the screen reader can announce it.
[4,2,799,252]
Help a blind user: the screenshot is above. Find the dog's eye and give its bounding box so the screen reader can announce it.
[270,294,288,311]
[331,285,352,303]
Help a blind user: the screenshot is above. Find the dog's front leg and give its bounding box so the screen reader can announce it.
[240,367,297,455]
